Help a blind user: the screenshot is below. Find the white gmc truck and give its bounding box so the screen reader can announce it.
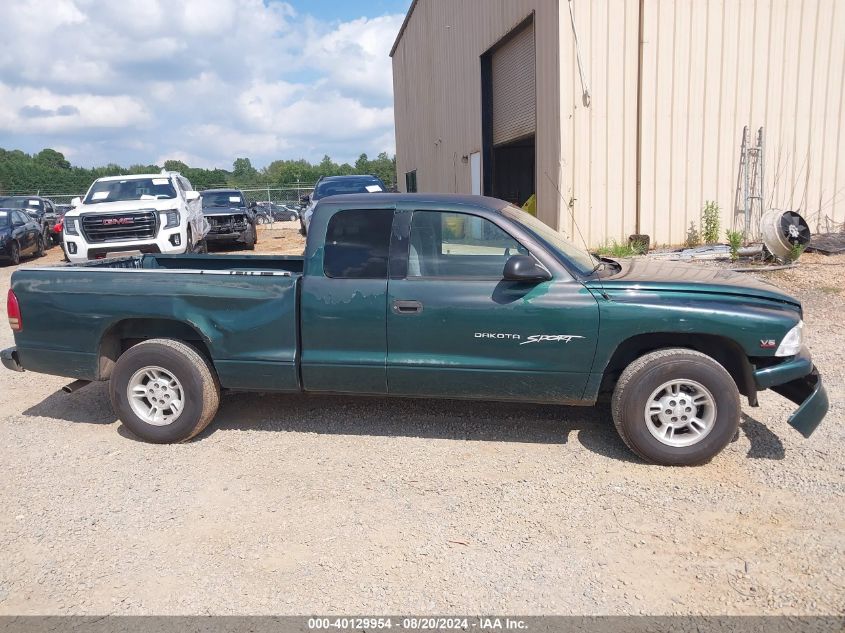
[63,172,207,263]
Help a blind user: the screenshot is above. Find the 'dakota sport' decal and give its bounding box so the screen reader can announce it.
[474,332,584,345]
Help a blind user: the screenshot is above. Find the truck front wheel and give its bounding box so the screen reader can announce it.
[611,348,740,466]
[109,338,220,443]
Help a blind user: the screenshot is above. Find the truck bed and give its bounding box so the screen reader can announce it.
[11,254,304,391]
[74,253,304,274]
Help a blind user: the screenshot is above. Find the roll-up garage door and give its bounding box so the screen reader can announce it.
[491,21,536,146]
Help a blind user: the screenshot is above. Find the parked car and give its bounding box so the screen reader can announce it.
[0,208,46,266]
[200,189,257,250]
[62,172,207,263]
[300,174,386,234]
[0,196,58,247]
[1,194,827,465]
[255,202,300,222]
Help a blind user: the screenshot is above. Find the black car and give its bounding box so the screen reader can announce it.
[0,196,58,247]
[300,174,387,235]
[200,189,258,249]
[0,208,46,266]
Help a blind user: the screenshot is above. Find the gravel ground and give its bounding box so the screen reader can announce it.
[0,231,842,615]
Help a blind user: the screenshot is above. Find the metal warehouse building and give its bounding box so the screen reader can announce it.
[390,0,845,246]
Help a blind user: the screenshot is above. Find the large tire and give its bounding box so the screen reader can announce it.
[7,242,20,266]
[245,225,256,250]
[611,348,740,466]
[34,235,45,258]
[109,338,220,443]
[42,226,51,249]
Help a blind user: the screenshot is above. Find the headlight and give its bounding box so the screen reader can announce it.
[163,210,180,229]
[64,217,79,236]
[775,321,804,357]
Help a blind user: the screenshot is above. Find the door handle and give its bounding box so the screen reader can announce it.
[392,299,423,315]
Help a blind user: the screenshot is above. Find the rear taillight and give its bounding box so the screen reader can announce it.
[7,289,21,332]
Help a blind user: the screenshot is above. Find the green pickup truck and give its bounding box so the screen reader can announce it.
[2,194,828,465]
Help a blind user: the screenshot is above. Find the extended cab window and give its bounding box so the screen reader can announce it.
[324,209,393,279]
[408,211,526,278]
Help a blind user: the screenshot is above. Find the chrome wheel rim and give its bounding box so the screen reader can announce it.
[644,379,717,447]
[127,366,185,426]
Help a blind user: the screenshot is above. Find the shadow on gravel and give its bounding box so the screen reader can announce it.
[203,391,644,463]
[740,413,786,460]
[22,387,783,463]
[22,381,117,425]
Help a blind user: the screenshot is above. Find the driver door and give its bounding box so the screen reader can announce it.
[386,208,599,403]
[13,211,36,254]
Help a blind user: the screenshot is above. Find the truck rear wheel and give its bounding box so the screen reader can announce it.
[109,338,220,443]
[611,348,740,466]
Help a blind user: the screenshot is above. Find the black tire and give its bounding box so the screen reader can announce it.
[245,225,256,250]
[611,348,740,466]
[34,235,45,257]
[7,241,20,266]
[109,338,220,443]
[42,226,51,249]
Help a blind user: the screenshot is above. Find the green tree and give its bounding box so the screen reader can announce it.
[34,148,71,170]
[233,157,257,181]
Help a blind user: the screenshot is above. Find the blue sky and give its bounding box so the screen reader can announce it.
[0,0,412,170]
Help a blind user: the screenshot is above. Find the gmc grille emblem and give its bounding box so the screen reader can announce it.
[102,217,135,225]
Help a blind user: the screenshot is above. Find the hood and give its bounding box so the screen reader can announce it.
[586,258,800,307]
[202,207,247,216]
[67,199,179,216]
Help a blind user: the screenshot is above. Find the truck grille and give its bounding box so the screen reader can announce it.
[81,210,158,243]
[207,214,248,233]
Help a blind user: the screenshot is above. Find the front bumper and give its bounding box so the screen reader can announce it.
[206,231,247,242]
[1,346,23,372]
[753,347,829,437]
[771,368,828,438]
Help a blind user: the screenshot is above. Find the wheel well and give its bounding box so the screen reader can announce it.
[599,333,756,403]
[97,318,212,380]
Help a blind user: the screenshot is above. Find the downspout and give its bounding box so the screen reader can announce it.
[635,0,645,235]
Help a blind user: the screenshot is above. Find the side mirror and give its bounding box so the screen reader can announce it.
[300,194,310,204]
[71,197,82,208]
[503,255,551,283]
[185,191,200,202]
[250,201,257,209]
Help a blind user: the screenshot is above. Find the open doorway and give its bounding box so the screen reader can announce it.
[491,135,535,206]
[480,15,536,209]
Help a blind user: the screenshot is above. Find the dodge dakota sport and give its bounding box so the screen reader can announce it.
[2,194,828,465]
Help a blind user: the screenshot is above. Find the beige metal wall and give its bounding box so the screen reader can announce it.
[391,0,562,229]
[560,0,845,246]
[558,0,640,246]
[394,0,845,246]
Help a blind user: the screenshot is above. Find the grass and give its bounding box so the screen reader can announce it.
[594,240,647,258]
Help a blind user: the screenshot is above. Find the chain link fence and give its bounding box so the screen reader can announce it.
[2,184,317,208]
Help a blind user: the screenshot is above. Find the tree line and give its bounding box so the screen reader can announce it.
[0,147,397,197]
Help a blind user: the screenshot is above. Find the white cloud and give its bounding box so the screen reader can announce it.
[0,0,404,168]
[303,15,403,102]
[0,84,150,133]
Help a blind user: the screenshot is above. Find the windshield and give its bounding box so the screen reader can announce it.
[0,211,9,228]
[84,178,176,204]
[0,197,42,212]
[313,177,385,201]
[501,205,599,275]
[201,191,244,208]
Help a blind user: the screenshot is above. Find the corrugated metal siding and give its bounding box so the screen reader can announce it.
[492,21,536,145]
[391,0,562,230]
[394,0,845,246]
[637,0,845,245]
[559,0,640,246]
